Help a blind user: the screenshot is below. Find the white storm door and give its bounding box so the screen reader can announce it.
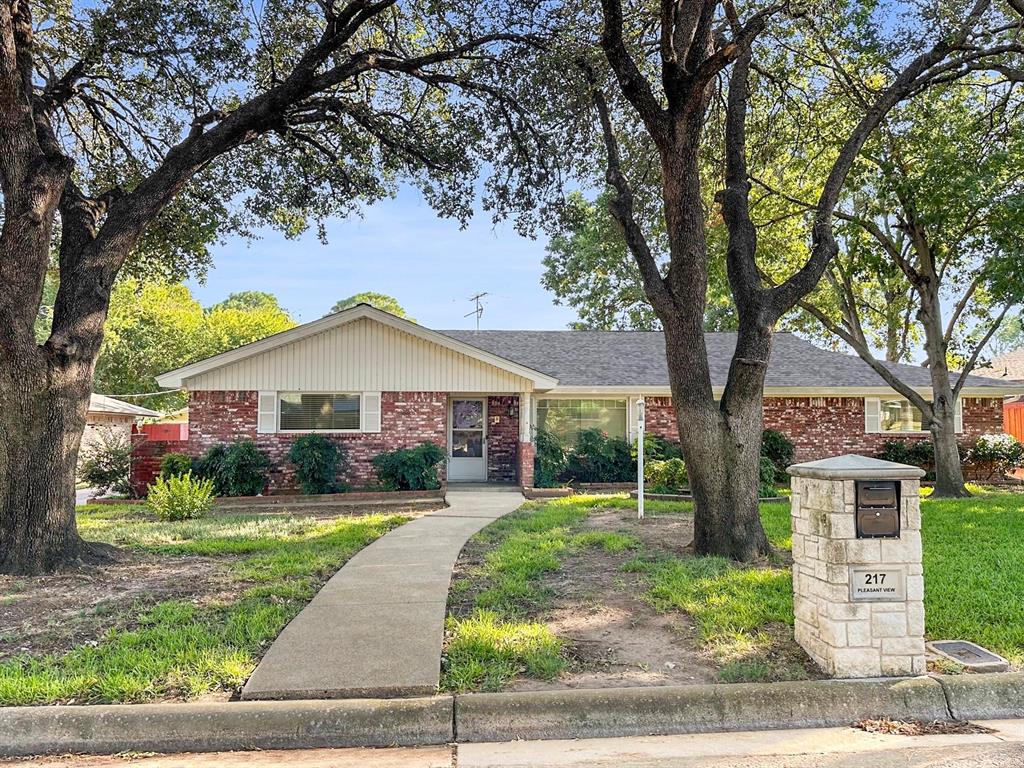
[449,398,487,482]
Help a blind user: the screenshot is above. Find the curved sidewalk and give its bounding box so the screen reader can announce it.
[241,487,523,700]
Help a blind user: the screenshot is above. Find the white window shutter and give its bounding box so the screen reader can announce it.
[362,392,382,433]
[864,397,880,433]
[954,398,964,433]
[257,391,277,434]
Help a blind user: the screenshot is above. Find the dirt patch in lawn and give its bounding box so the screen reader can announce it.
[0,552,234,661]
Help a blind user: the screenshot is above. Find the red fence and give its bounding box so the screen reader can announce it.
[1005,401,1024,442]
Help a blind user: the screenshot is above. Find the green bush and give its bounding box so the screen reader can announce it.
[759,456,779,498]
[533,428,567,488]
[968,434,1024,480]
[877,439,935,470]
[194,440,270,496]
[645,458,688,493]
[146,472,214,521]
[159,452,193,479]
[78,428,133,497]
[564,428,636,483]
[636,433,683,461]
[760,429,794,483]
[287,434,347,494]
[372,442,446,490]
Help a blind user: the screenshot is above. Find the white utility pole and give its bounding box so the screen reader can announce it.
[637,397,645,520]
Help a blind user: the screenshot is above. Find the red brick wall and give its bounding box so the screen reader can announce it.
[138,390,449,492]
[486,395,520,483]
[518,441,535,487]
[644,396,1005,462]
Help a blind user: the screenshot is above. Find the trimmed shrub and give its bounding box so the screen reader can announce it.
[372,442,446,490]
[194,440,270,496]
[287,434,347,494]
[645,458,688,493]
[760,429,795,482]
[159,452,193,479]
[78,428,133,496]
[533,428,567,488]
[758,456,778,498]
[968,434,1024,480]
[146,472,214,521]
[564,429,635,483]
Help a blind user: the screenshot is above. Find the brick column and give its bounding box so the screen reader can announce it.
[789,455,926,678]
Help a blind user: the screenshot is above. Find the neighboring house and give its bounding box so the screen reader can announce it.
[83,394,159,463]
[141,304,1023,492]
[974,348,1024,442]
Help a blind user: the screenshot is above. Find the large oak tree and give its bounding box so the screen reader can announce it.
[0,0,551,574]
[555,0,1022,558]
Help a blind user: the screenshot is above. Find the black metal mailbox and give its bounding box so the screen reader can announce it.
[855,480,900,538]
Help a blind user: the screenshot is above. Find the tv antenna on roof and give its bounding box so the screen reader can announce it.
[465,292,488,331]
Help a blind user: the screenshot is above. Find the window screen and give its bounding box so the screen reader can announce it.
[279,393,360,431]
[879,398,924,433]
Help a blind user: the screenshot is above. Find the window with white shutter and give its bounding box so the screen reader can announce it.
[954,397,964,433]
[361,392,382,433]
[257,391,277,433]
[864,397,881,433]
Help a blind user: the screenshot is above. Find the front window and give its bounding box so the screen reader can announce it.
[279,392,360,431]
[536,398,628,443]
[880,398,924,433]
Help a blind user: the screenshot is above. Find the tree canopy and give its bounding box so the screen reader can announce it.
[329,292,412,320]
[94,284,296,410]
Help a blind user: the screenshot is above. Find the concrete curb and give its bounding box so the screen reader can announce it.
[937,672,1024,720]
[453,677,949,742]
[1,674,1020,757]
[0,696,453,758]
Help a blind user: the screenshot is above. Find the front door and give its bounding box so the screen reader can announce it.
[449,398,487,482]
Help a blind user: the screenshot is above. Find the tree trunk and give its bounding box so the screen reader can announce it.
[663,319,772,561]
[0,346,104,575]
[929,395,969,498]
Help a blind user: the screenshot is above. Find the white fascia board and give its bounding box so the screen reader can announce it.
[156,304,559,390]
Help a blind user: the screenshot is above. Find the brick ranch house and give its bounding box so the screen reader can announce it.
[134,304,1023,493]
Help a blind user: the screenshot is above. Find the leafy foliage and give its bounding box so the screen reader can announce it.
[159,453,193,479]
[146,473,215,521]
[760,429,795,483]
[329,292,413,321]
[638,433,684,461]
[645,458,688,493]
[286,435,346,495]
[564,429,635,483]
[194,441,271,497]
[758,457,780,499]
[876,440,937,470]
[968,434,1024,480]
[94,281,295,410]
[78,429,134,497]
[532,428,567,488]
[372,442,446,491]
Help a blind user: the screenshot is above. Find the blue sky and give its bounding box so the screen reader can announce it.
[187,186,579,330]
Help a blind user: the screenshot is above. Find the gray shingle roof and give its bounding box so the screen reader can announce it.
[438,330,1009,390]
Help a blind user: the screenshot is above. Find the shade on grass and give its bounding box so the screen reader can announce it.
[0,507,406,705]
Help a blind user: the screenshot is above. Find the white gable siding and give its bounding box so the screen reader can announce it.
[183,318,534,393]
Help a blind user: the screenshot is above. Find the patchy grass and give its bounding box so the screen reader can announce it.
[0,505,406,705]
[443,610,565,692]
[442,496,645,691]
[445,490,1024,690]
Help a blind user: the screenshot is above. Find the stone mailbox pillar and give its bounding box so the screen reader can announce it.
[788,455,926,678]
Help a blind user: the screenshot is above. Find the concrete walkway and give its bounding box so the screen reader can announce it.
[241,487,523,700]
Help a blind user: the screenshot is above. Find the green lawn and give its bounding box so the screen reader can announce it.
[444,491,1023,691]
[0,505,406,705]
